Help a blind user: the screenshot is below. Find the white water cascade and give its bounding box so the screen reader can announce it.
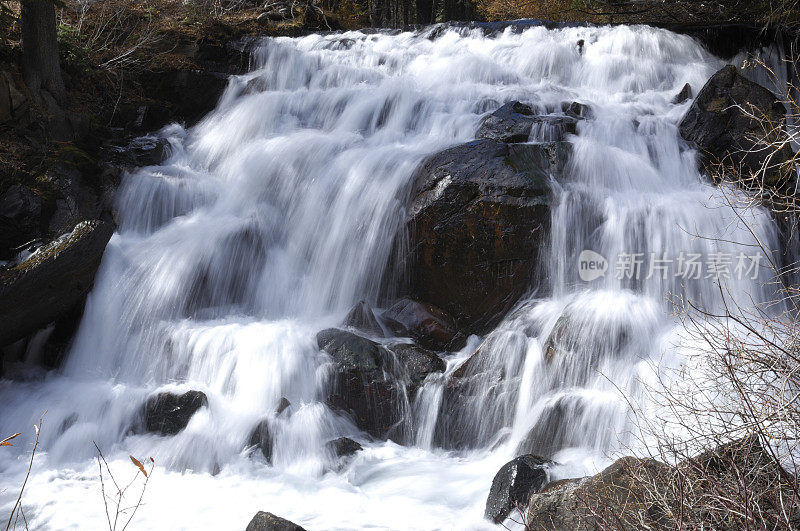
[0,23,785,530]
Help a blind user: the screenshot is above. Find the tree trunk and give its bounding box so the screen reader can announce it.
[21,0,65,104]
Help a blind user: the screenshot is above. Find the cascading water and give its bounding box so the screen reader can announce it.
[0,23,785,529]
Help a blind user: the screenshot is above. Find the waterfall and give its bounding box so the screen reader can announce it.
[0,23,784,529]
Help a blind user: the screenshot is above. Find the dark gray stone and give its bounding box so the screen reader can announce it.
[248,419,273,461]
[405,139,570,333]
[476,101,537,143]
[276,397,291,415]
[381,298,462,351]
[485,454,551,524]
[343,300,384,337]
[679,65,794,186]
[246,511,305,531]
[0,220,114,347]
[386,342,446,387]
[141,390,208,436]
[317,328,400,438]
[672,82,693,104]
[326,436,363,458]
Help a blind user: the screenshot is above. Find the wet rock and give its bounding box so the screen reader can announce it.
[381,298,462,350]
[386,342,445,387]
[185,225,267,315]
[0,184,43,260]
[561,101,592,119]
[476,101,537,143]
[0,220,114,347]
[476,101,581,143]
[672,82,693,104]
[110,136,170,168]
[317,328,400,438]
[405,139,569,333]
[276,397,291,415]
[326,436,363,458]
[679,65,794,187]
[486,454,552,524]
[529,115,579,142]
[343,300,384,337]
[246,511,306,531]
[317,328,383,372]
[248,419,273,461]
[141,390,208,436]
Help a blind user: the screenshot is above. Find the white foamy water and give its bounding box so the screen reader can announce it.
[0,23,785,530]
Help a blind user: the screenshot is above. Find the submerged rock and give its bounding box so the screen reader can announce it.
[317,328,446,438]
[476,101,583,143]
[381,298,462,350]
[343,299,385,337]
[476,101,537,142]
[326,436,363,458]
[486,454,552,524]
[317,328,400,438]
[405,139,569,333]
[0,220,114,348]
[140,390,208,436]
[248,419,273,461]
[679,65,794,186]
[386,342,445,388]
[246,511,306,531]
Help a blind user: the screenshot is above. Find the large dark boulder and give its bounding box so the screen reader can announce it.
[381,298,462,351]
[0,220,114,347]
[246,512,305,531]
[405,139,569,333]
[317,328,401,438]
[679,65,794,187]
[485,454,551,524]
[140,390,208,436]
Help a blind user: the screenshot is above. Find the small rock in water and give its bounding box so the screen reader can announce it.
[386,342,446,387]
[476,101,537,143]
[561,101,592,119]
[343,299,384,337]
[248,419,273,462]
[317,328,400,438]
[246,511,306,531]
[140,390,208,436]
[326,437,363,458]
[671,82,693,104]
[381,298,462,351]
[276,397,291,415]
[316,328,383,372]
[485,454,551,524]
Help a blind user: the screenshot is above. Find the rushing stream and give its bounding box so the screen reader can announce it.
[0,23,787,530]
